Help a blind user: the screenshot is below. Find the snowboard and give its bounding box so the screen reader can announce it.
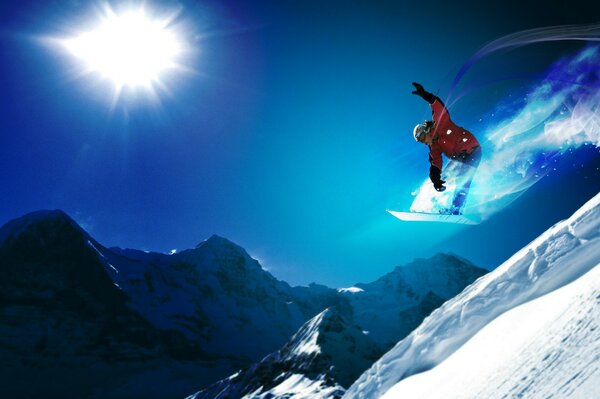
[386,210,480,225]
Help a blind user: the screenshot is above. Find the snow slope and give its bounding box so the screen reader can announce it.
[344,192,600,398]
[381,263,600,399]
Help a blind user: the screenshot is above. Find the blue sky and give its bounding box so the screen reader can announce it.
[0,0,599,287]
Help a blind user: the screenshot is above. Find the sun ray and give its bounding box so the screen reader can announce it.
[58,3,188,100]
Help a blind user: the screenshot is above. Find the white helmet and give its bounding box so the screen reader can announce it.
[413,120,433,142]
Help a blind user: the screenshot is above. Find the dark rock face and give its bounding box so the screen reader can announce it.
[0,211,199,356]
[0,211,125,311]
[0,212,205,398]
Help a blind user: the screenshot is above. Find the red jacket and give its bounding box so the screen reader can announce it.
[428,99,479,170]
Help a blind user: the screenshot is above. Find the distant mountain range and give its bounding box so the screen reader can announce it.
[0,209,487,399]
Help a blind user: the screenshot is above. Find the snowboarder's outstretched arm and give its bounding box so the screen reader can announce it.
[412,82,439,104]
[412,82,451,124]
[411,82,448,192]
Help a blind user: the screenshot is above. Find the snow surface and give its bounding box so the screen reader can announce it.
[337,287,365,293]
[288,310,324,356]
[381,263,600,399]
[344,192,600,398]
[87,240,105,258]
[242,374,343,399]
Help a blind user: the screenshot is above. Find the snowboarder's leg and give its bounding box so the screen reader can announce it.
[451,147,481,213]
[452,179,473,210]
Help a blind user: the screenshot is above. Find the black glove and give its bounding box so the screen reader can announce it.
[429,165,446,192]
[412,82,436,104]
[412,82,426,97]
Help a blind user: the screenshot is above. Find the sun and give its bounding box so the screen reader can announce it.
[63,5,184,90]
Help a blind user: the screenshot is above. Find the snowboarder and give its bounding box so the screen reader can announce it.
[411,82,481,215]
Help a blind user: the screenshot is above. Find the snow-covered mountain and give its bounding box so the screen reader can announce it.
[344,192,600,399]
[341,253,487,347]
[0,209,486,398]
[188,307,383,399]
[103,235,327,362]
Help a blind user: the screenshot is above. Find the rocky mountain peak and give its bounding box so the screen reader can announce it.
[0,209,84,244]
[359,252,488,301]
[196,234,235,248]
[192,234,261,269]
